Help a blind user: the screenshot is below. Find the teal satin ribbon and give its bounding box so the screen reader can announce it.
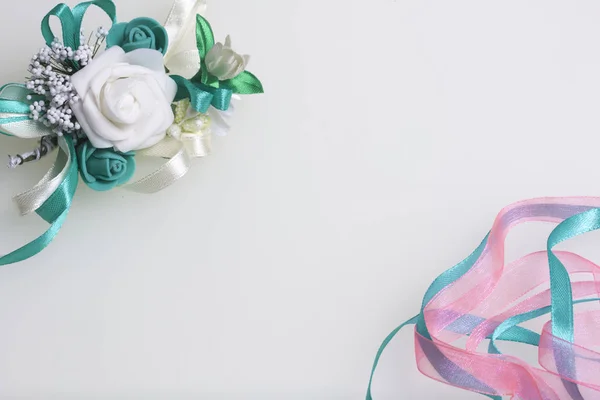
[547,208,600,342]
[171,75,232,113]
[489,297,600,355]
[365,297,600,400]
[0,84,50,137]
[416,234,489,340]
[0,100,31,115]
[72,0,117,41]
[0,116,30,127]
[7,0,115,264]
[41,4,78,49]
[203,83,233,111]
[367,207,600,399]
[0,83,36,135]
[365,234,502,400]
[0,137,78,265]
[543,209,600,400]
[41,1,117,50]
[366,208,600,400]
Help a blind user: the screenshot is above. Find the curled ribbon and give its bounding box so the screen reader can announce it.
[367,197,600,400]
[0,137,78,265]
[13,137,73,216]
[125,139,192,194]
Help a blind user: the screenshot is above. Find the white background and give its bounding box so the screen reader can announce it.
[1,0,600,398]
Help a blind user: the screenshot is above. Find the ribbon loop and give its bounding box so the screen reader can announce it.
[164,0,207,77]
[172,74,213,113]
[202,84,233,111]
[41,0,116,50]
[171,75,233,112]
[0,84,51,138]
[125,138,192,194]
[0,136,78,266]
[180,132,211,157]
[72,0,117,39]
[41,3,78,48]
[13,138,72,216]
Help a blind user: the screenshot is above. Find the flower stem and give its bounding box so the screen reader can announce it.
[7,136,58,168]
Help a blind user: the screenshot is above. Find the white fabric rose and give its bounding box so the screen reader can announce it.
[205,36,249,81]
[71,46,177,152]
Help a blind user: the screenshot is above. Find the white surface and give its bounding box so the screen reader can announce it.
[1,0,600,398]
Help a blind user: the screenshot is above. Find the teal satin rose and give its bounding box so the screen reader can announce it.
[77,141,136,191]
[106,17,169,54]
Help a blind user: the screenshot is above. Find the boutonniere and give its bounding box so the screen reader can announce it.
[0,0,263,265]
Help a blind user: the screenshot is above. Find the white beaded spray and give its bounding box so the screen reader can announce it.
[10,27,109,168]
[24,27,107,138]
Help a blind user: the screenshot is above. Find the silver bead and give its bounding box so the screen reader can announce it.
[166,124,183,140]
[182,117,208,133]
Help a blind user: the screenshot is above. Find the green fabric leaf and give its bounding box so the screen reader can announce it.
[190,61,219,87]
[195,14,215,59]
[204,73,220,88]
[221,71,264,94]
[191,67,203,84]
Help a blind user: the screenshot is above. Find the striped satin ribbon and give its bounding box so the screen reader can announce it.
[367,197,600,399]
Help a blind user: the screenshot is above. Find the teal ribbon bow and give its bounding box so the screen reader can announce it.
[41,0,117,51]
[171,75,232,114]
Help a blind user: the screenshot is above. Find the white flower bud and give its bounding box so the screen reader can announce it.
[204,36,249,81]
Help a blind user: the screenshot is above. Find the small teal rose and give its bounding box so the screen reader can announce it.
[106,17,169,55]
[77,141,136,191]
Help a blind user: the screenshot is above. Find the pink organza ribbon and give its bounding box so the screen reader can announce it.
[369,197,600,399]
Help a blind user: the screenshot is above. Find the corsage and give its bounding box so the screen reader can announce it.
[0,0,263,265]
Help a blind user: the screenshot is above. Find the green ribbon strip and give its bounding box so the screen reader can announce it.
[0,137,78,265]
[41,1,117,50]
